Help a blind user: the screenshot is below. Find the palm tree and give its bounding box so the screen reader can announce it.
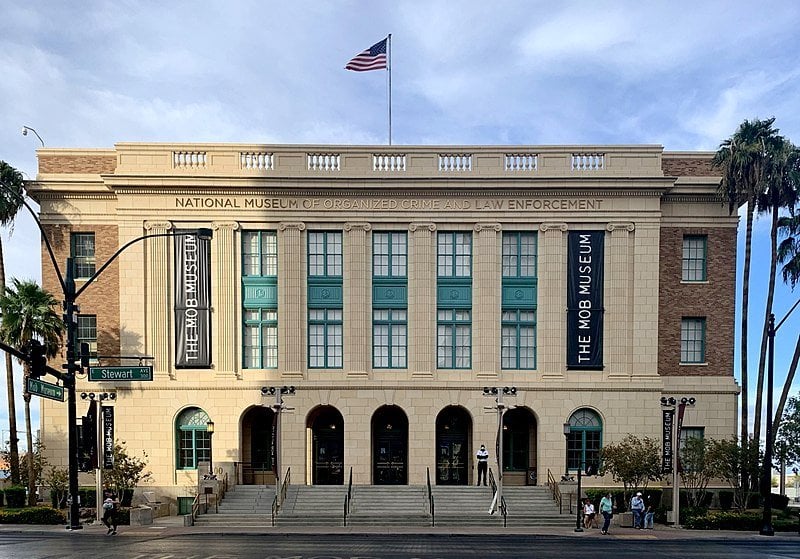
[0,161,25,485]
[773,211,800,436]
[753,137,799,443]
[713,117,777,446]
[0,279,63,506]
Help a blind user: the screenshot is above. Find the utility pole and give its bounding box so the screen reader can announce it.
[482,386,516,516]
[262,386,295,507]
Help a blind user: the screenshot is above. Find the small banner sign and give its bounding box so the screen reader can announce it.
[27,377,65,402]
[566,230,605,369]
[174,232,212,368]
[662,409,674,473]
[102,406,114,470]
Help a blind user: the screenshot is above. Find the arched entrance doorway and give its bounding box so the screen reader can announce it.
[435,406,471,485]
[502,407,538,485]
[308,406,345,485]
[372,405,408,485]
[240,406,275,485]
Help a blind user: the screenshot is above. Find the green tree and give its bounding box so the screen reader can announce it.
[0,160,25,485]
[713,117,778,446]
[754,136,800,443]
[599,434,662,506]
[708,437,762,512]
[44,465,68,509]
[103,441,153,504]
[679,436,720,508]
[776,395,800,471]
[0,279,63,505]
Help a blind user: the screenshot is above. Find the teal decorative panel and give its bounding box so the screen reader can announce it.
[501,285,537,308]
[373,284,408,307]
[436,285,472,308]
[308,284,343,307]
[242,278,278,307]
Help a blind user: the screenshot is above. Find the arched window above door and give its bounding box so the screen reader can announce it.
[176,407,211,469]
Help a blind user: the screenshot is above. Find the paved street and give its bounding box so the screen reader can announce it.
[0,519,798,559]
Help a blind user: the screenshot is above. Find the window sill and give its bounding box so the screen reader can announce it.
[680,280,709,285]
[679,362,708,366]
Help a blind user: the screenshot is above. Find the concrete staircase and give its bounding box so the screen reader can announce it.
[501,486,575,527]
[277,485,347,526]
[347,486,430,526]
[194,485,275,527]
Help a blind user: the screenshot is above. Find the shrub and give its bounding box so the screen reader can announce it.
[746,492,761,509]
[4,486,26,508]
[771,493,790,511]
[0,507,66,524]
[78,488,96,508]
[684,510,799,531]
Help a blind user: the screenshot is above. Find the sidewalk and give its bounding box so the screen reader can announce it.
[0,515,797,540]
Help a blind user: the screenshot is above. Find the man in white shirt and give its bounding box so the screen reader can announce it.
[476,444,489,486]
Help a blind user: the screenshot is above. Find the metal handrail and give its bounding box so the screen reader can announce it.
[426,467,435,526]
[233,461,276,486]
[189,493,201,526]
[343,466,353,526]
[271,494,278,527]
[270,467,291,527]
[488,468,507,527]
[547,469,564,514]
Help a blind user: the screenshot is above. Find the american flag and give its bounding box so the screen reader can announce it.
[345,38,388,72]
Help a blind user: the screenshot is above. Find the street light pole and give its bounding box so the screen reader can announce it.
[760,313,776,536]
[482,386,516,516]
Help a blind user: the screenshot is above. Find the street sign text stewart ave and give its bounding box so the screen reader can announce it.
[88,366,153,381]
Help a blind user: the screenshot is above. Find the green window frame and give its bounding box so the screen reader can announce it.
[309,309,343,368]
[71,232,96,279]
[243,231,277,277]
[76,314,98,364]
[176,407,211,470]
[308,232,342,277]
[502,232,537,278]
[437,309,471,369]
[566,409,602,471]
[681,317,706,363]
[437,232,472,278]
[243,309,277,369]
[373,309,407,368]
[682,235,707,282]
[373,232,407,278]
[501,310,536,369]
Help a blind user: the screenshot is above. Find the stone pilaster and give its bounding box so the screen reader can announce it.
[344,222,371,378]
[278,222,306,378]
[538,223,568,379]
[473,223,501,378]
[606,223,635,378]
[144,221,174,379]
[408,222,437,378]
[213,222,240,378]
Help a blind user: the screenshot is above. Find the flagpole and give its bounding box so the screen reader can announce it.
[387,33,392,146]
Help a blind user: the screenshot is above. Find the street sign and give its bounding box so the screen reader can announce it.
[27,377,65,401]
[88,366,153,381]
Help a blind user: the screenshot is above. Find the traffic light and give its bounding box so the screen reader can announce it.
[27,339,47,378]
[80,342,90,369]
[78,401,97,472]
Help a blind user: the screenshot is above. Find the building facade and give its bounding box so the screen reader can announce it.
[32,143,738,504]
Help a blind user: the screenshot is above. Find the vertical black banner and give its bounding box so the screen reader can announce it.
[662,409,674,473]
[102,406,114,470]
[175,232,211,368]
[676,403,686,472]
[567,231,605,369]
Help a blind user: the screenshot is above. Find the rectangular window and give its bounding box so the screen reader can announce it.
[567,430,602,470]
[76,315,97,363]
[309,232,342,277]
[178,430,211,469]
[437,309,471,368]
[502,232,537,277]
[243,309,278,368]
[373,309,407,368]
[682,235,707,281]
[437,232,472,277]
[681,318,706,363]
[373,232,407,278]
[71,233,96,279]
[309,309,343,368]
[501,310,537,369]
[243,231,277,277]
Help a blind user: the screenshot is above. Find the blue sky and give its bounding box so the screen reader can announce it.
[1,1,799,448]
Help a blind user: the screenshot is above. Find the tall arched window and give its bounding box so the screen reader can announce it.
[176,407,211,469]
[566,409,602,471]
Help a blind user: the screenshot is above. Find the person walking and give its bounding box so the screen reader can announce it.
[643,496,655,529]
[101,490,118,535]
[476,444,489,486]
[630,492,645,529]
[599,492,614,534]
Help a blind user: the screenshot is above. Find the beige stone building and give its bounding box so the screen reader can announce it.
[31,143,738,506]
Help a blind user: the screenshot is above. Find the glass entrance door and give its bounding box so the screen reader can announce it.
[310,406,344,485]
[372,406,408,485]
[437,435,467,484]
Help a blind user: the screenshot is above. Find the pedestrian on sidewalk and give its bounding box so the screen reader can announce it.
[583,498,596,529]
[101,489,118,535]
[599,492,614,534]
[643,496,655,529]
[476,444,489,486]
[630,492,645,529]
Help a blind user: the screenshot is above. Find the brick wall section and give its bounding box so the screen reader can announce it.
[38,155,117,175]
[661,157,717,177]
[658,227,736,376]
[40,224,121,365]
